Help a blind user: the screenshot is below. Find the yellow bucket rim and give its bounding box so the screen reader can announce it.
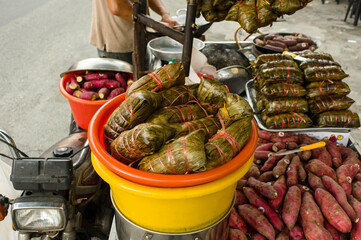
[91,153,254,199]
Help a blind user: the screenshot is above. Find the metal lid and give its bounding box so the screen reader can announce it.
[60,58,133,77]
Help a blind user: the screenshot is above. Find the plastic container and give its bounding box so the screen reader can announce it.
[59,73,109,130]
[92,152,253,233]
[88,94,258,188]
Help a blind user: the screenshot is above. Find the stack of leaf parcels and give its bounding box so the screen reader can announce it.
[252,51,360,129]
[104,64,254,174]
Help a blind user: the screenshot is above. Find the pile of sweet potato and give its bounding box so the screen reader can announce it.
[65,71,133,100]
[228,130,361,240]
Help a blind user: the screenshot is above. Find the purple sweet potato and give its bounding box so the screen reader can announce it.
[269,175,287,210]
[282,186,302,230]
[311,147,333,167]
[251,233,267,240]
[349,196,361,240]
[237,179,248,190]
[286,142,299,150]
[244,163,261,180]
[303,224,333,240]
[256,143,275,152]
[259,171,275,182]
[272,142,286,152]
[301,192,324,226]
[286,155,300,187]
[229,228,248,240]
[305,159,337,181]
[289,225,304,240]
[248,177,278,199]
[229,207,247,233]
[326,141,342,168]
[315,188,352,233]
[339,144,359,161]
[296,184,314,195]
[258,131,300,144]
[297,161,307,182]
[255,151,273,160]
[352,181,361,202]
[324,221,341,240]
[235,189,248,206]
[243,187,285,231]
[336,163,360,196]
[276,229,290,240]
[308,172,326,190]
[273,156,291,178]
[322,175,358,223]
[260,151,286,172]
[238,204,276,240]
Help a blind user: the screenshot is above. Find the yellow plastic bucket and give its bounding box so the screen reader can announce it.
[91,153,253,233]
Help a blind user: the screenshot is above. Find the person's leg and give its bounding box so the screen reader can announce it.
[97,47,133,65]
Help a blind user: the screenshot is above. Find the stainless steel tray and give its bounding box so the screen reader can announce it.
[245,79,351,133]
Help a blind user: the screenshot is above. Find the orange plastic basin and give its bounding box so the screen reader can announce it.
[59,73,111,130]
[88,93,258,188]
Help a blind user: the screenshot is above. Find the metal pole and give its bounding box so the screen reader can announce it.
[182,0,197,77]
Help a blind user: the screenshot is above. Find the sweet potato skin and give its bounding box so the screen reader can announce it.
[229,208,247,233]
[269,175,287,210]
[324,221,341,240]
[303,224,333,240]
[314,188,352,233]
[243,187,285,231]
[322,175,358,223]
[229,228,248,240]
[352,181,361,202]
[308,172,326,190]
[235,189,248,206]
[282,186,301,230]
[326,141,342,168]
[238,204,276,240]
[300,192,324,226]
[275,230,289,240]
[287,155,300,187]
[336,163,360,196]
[248,177,278,199]
[273,157,291,178]
[289,225,304,240]
[251,233,267,240]
[305,159,337,181]
[311,147,333,167]
[349,196,361,240]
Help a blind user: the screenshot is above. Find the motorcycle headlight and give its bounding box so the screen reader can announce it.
[11,195,68,231]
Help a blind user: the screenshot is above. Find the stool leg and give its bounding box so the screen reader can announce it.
[354,0,361,25]
[345,0,354,21]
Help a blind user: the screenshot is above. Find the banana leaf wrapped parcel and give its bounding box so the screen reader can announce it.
[104,90,162,141]
[314,110,360,128]
[197,76,228,113]
[257,67,304,88]
[169,117,221,139]
[257,60,300,73]
[159,84,199,107]
[237,0,277,34]
[260,83,307,98]
[264,112,313,129]
[305,81,351,99]
[254,54,293,66]
[298,51,334,61]
[299,59,341,70]
[126,62,185,97]
[272,0,309,15]
[304,66,349,82]
[262,97,309,115]
[218,93,254,127]
[138,129,207,174]
[110,123,176,164]
[308,95,355,114]
[146,102,210,125]
[205,118,252,170]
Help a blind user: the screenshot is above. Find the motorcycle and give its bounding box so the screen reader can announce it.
[0,117,114,240]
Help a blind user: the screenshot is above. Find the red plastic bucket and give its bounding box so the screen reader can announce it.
[59,73,111,130]
[88,94,258,188]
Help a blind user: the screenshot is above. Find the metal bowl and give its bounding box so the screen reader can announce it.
[147,36,205,61]
[216,65,251,95]
[60,58,133,77]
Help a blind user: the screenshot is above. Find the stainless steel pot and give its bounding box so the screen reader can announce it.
[112,192,232,240]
